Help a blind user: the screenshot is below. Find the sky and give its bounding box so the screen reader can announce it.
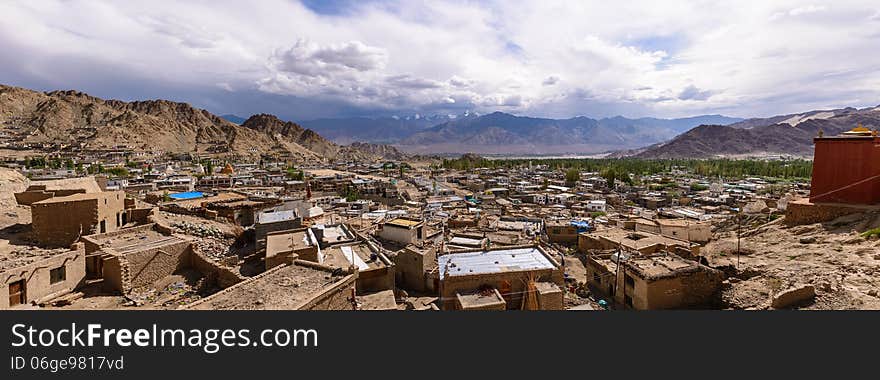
[1,0,880,121]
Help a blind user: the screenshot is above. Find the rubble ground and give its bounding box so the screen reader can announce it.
[52,270,211,310]
[705,211,880,310]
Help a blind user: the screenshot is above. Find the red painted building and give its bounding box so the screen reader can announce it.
[810,127,880,205]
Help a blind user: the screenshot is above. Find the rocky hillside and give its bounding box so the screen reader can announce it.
[0,84,403,162]
[340,142,408,161]
[634,106,880,159]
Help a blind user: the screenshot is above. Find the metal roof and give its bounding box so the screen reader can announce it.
[438,247,555,279]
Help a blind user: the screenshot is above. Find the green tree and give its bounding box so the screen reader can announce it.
[565,168,580,184]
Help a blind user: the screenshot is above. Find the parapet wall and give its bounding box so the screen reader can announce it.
[784,200,875,226]
[189,248,247,289]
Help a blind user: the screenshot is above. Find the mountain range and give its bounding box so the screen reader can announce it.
[630,106,880,159]
[5,83,877,160]
[299,112,742,155]
[0,84,403,162]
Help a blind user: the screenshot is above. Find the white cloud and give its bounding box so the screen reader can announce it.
[0,0,879,119]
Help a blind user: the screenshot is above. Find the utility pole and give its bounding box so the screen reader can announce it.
[613,244,622,308]
[736,211,741,269]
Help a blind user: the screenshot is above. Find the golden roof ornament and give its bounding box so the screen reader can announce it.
[843,123,872,136]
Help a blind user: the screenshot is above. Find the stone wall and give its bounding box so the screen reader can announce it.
[298,272,358,310]
[32,198,98,248]
[784,200,872,226]
[32,192,125,248]
[357,266,395,293]
[547,225,579,245]
[123,240,193,290]
[255,219,301,252]
[394,247,435,292]
[127,207,158,225]
[190,248,247,289]
[14,190,55,206]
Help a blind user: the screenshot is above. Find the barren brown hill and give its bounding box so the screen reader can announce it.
[0,84,403,162]
[633,106,880,159]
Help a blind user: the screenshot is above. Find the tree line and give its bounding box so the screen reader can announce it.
[441,156,812,180]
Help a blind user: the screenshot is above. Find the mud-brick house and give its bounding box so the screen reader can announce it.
[31,191,126,247]
[437,245,564,310]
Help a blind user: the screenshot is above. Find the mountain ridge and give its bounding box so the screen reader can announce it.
[0,84,404,162]
[631,106,880,159]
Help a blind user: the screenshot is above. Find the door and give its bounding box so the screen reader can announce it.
[9,280,25,306]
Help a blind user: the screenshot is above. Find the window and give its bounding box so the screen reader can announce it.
[625,274,635,288]
[50,266,66,284]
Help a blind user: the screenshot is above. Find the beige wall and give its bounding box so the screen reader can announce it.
[1,244,86,309]
[394,247,436,292]
[32,192,125,247]
[440,267,564,310]
[547,225,579,245]
[379,225,419,244]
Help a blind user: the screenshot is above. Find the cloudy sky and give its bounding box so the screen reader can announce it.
[1,0,879,121]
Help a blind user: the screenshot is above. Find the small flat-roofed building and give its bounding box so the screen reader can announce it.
[31,191,126,247]
[394,245,437,292]
[185,261,357,310]
[584,254,722,310]
[209,200,263,226]
[255,209,302,252]
[656,219,711,243]
[546,221,579,245]
[447,233,487,250]
[321,242,394,293]
[264,227,320,269]
[266,228,393,293]
[82,223,193,294]
[456,288,506,310]
[14,176,103,206]
[1,243,86,309]
[438,245,564,310]
[578,228,696,256]
[310,223,356,247]
[586,199,606,212]
[378,218,426,245]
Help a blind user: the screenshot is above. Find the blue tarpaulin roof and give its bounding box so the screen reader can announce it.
[169,191,204,200]
[570,220,590,228]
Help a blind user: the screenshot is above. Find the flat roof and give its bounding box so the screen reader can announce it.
[588,229,688,250]
[265,229,312,256]
[456,289,505,308]
[439,247,555,279]
[625,255,704,280]
[87,227,186,255]
[188,263,350,310]
[386,218,422,228]
[33,191,114,204]
[258,209,297,224]
[449,236,484,247]
[168,191,204,200]
[322,243,384,271]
